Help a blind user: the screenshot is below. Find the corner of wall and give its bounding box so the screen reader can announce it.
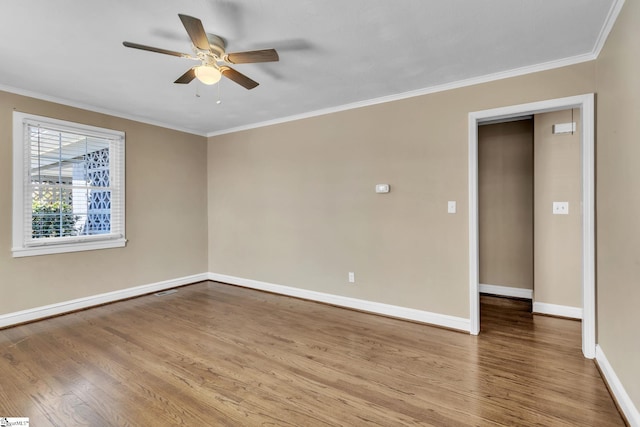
[596,345,640,426]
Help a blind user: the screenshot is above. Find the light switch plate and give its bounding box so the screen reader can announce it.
[448,201,457,214]
[553,201,569,215]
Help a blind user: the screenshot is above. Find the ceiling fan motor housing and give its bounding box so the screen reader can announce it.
[205,34,226,58]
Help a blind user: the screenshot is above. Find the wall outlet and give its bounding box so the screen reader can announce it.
[348,272,355,283]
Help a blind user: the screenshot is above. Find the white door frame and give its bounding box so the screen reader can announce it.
[468,94,596,359]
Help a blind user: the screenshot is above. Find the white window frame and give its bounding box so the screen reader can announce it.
[12,112,126,257]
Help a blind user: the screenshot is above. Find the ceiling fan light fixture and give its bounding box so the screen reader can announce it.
[195,65,222,85]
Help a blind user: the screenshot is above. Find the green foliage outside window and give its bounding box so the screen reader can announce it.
[32,201,79,238]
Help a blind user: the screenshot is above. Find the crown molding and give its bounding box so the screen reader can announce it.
[592,0,626,57]
[207,52,597,138]
[0,84,206,137]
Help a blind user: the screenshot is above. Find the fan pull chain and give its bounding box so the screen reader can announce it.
[195,83,201,98]
[216,80,222,105]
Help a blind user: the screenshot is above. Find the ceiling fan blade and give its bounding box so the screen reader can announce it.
[174,68,196,84]
[221,66,259,90]
[178,14,210,51]
[226,49,279,64]
[123,41,193,58]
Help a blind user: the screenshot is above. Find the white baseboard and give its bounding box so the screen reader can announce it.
[532,301,583,319]
[479,283,533,299]
[0,273,209,328]
[208,272,471,332]
[596,345,640,427]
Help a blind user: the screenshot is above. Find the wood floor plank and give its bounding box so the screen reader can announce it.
[0,282,626,426]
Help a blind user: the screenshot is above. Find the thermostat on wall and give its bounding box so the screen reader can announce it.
[553,122,576,134]
[375,184,390,193]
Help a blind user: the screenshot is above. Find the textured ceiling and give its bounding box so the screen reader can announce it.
[0,0,618,136]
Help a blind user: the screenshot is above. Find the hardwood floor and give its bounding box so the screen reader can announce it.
[0,281,625,426]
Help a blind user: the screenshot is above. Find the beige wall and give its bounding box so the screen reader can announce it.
[208,62,596,318]
[533,109,582,308]
[595,0,640,410]
[0,91,209,315]
[478,120,533,290]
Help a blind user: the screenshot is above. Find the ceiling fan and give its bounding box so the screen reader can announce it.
[123,14,279,90]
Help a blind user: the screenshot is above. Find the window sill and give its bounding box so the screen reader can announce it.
[12,238,127,258]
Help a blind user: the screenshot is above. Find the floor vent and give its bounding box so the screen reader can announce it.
[154,289,178,296]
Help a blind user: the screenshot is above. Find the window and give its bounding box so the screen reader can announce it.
[12,112,126,257]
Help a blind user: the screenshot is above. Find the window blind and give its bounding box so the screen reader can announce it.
[22,121,125,246]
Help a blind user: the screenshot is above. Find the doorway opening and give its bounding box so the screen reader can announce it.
[468,94,595,358]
